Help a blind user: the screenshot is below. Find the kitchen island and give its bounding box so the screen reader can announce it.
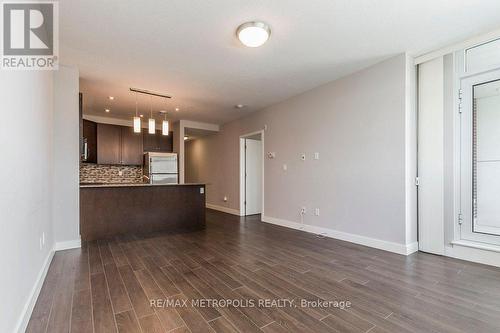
[80,183,206,241]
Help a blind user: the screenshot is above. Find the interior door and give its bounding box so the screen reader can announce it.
[460,70,500,245]
[245,139,262,216]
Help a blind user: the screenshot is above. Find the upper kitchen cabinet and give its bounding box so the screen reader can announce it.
[97,124,143,166]
[121,126,143,165]
[143,130,173,152]
[97,123,121,165]
[82,119,97,163]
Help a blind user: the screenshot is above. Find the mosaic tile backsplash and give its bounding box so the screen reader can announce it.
[80,163,143,184]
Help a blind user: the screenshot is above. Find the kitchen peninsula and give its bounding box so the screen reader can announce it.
[80,183,206,241]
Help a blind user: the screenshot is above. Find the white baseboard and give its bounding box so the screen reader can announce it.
[262,215,418,256]
[446,242,500,268]
[54,238,82,251]
[405,241,419,255]
[206,204,242,216]
[15,249,55,333]
[17,238,82,332]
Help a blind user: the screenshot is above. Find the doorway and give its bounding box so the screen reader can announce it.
[239,131,264,216]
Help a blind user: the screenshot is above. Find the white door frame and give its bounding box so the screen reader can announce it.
[239,130,265,217]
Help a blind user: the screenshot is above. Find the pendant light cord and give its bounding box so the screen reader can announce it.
[135,92,138,117]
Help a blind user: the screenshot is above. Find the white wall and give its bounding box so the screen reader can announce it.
[53,66,80,247]
[0,71,55,333]
[187,54,418,253]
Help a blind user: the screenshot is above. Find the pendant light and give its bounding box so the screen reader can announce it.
[148,96,155,134]
[133,92,141,133]
[160,110,169,136]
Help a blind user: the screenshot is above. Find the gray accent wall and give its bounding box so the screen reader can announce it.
[185,54,417,247]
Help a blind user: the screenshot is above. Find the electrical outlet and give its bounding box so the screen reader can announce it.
[315,208,320,216]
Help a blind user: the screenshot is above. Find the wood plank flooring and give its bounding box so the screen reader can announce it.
[27,209,500,333]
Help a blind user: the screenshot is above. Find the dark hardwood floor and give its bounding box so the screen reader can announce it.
[27,209,500,333]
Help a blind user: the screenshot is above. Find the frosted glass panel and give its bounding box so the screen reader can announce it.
[466,38,500,73]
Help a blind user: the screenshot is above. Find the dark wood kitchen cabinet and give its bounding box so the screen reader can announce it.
[82,119,97,163]
[97,123,121,165]
[121,126,143,165]
[143,130,173,152]
[97,124,143,165]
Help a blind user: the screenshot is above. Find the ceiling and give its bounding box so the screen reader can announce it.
[61,0,500,124]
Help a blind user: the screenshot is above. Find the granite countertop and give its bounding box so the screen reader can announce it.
[80,183,205,188]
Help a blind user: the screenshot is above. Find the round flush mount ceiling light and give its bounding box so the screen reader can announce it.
[236,21,271,47]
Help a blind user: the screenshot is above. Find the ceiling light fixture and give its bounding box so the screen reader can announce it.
[108,96,114,100]
[175,107,180,112]
[133,92,141,133]
[235,104,245,109]
[105,109,110,113]
[148,96,155,134]
[236,21,271,47]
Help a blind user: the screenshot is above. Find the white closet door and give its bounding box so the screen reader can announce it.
[245,139,262,215]
[418,57,445,254]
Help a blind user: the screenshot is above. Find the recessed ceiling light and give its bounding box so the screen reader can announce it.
[105,109,110,113]
[235,104,246,109]
[237,21,271,47]
[175,107,180,112]
[108,96,114,100]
